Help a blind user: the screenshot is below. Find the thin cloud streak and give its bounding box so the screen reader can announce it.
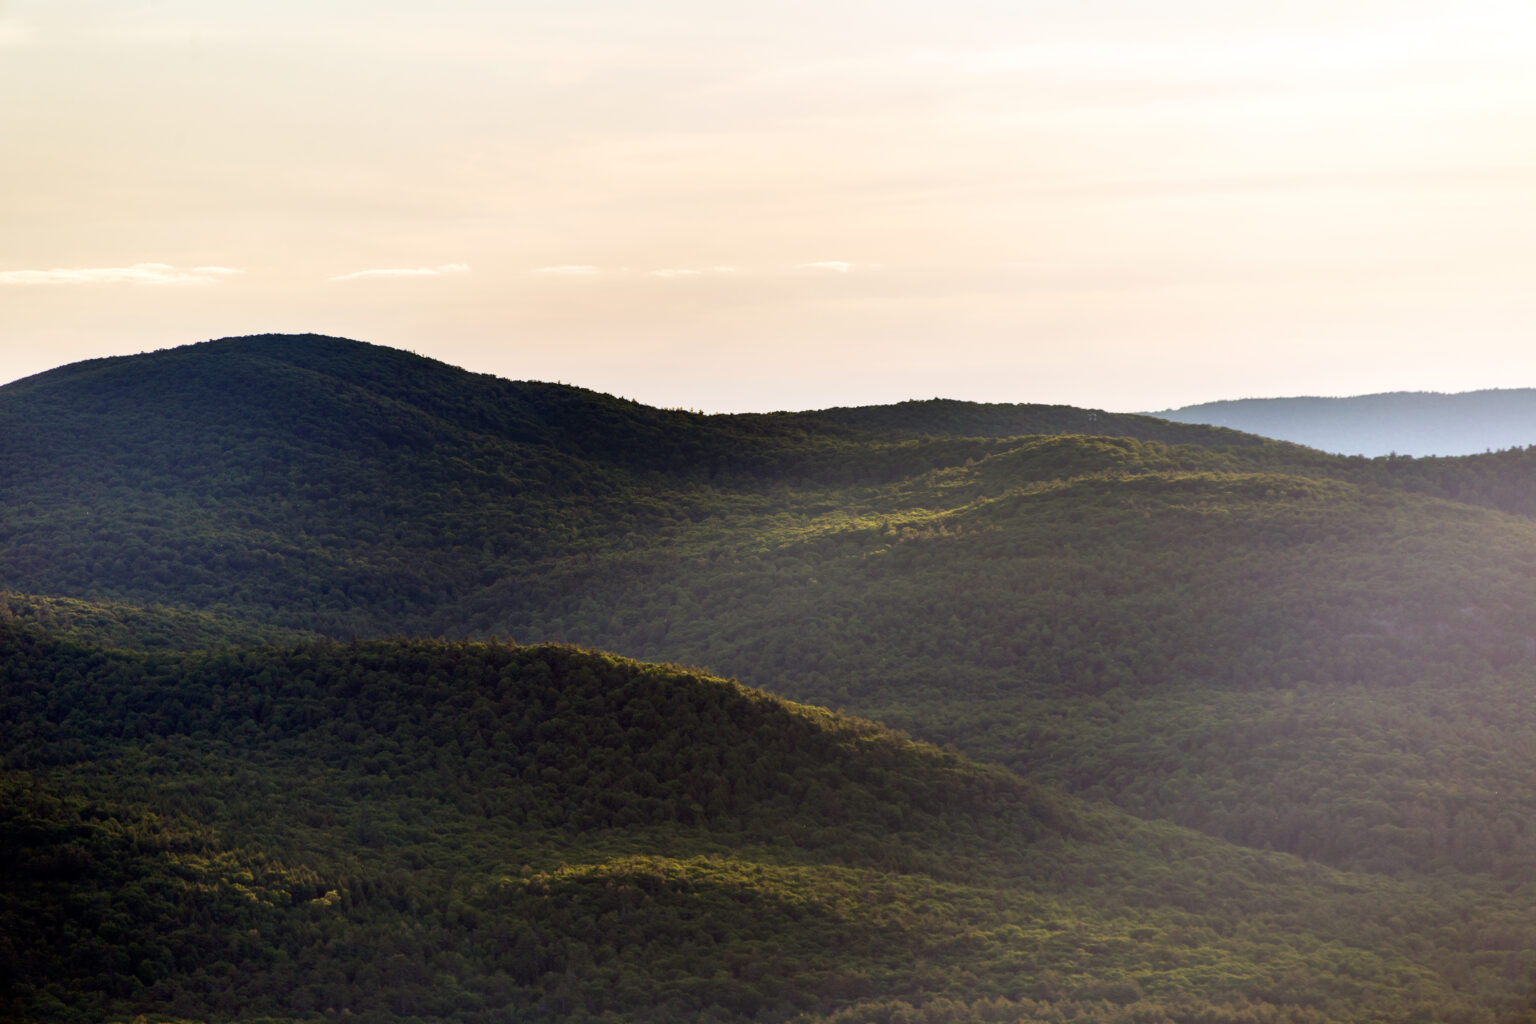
[648,266,738,278]
[330,263,469,282]
[535,263,856,279]
[0,264,241,286]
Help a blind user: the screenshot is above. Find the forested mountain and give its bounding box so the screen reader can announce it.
[6,624,1536,1024]
[11,334,1536,1022]
[0,334,1260,639]
[1152,389,1536,457]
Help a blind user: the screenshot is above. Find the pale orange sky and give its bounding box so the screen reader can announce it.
[4,1,1535,411]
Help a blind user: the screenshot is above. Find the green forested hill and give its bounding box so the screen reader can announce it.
[0,334,1274,638]
[775,398,1267,447]
[5,625,1535,1024]
[7,335,1536,874]
[483,457,1536,878]
[0,590,313,650]
[11,335,1536,1021]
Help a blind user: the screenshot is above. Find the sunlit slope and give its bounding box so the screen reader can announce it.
[12,335,1536,882]
[465,439,1536,877]
[0,334,1271,637]
[4,627,1532,1024]
[525,455,1536,698]
[0,590,313,650]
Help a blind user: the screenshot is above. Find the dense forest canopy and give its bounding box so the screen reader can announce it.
[10,334,1536,1022]
[7,626,1536,1024]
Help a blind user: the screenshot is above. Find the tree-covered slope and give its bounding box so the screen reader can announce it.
[0,335,715,635]
[5,625,1535,1024]
[452,436,1536,878]
[0,334,1272,638]
[779,398,1267,447]
[11,336,1536,882]
[0,590,313,650]
[14,335,1536,1020]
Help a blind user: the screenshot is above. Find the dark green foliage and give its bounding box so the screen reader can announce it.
[5,626,1535,1024]
[1348,445,1536,518]
[0,591,311,650]
[777,398,1268,447]
[0,627,1060,854]
[0,773,306,1023]
[13,335,1536,1021]
[0,334,1265,639]
[450,448,1536,879]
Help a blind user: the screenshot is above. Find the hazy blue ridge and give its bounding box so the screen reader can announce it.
[1151,389,1536,457]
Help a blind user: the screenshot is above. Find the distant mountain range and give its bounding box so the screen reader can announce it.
[1152,389,1536,457]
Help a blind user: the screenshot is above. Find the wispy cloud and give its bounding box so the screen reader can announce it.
[796,261,854,273]
[0,263,241,286]
[330,263,469,282]
[533,265,603,275]
[648,266,738,278]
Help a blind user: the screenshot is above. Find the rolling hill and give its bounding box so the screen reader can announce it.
[0,333,1265,639]
[6,623,1535,1024]
[11,334,1536,1021]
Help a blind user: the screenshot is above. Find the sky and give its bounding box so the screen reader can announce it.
[4,0,1536,413]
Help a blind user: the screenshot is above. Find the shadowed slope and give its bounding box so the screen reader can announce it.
[4,626,1532,1024]
[0,334,1273,638]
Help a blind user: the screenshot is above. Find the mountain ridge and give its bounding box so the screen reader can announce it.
[1152,388,1536,456]
[0,333,1287,639]
[12,334,1536,1021]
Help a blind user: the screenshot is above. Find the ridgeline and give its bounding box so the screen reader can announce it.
[9,334,1536,1022]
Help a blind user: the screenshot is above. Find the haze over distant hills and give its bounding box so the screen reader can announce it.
[1152,389,1536,457]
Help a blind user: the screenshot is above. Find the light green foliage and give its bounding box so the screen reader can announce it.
[5,629,1535,1023]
